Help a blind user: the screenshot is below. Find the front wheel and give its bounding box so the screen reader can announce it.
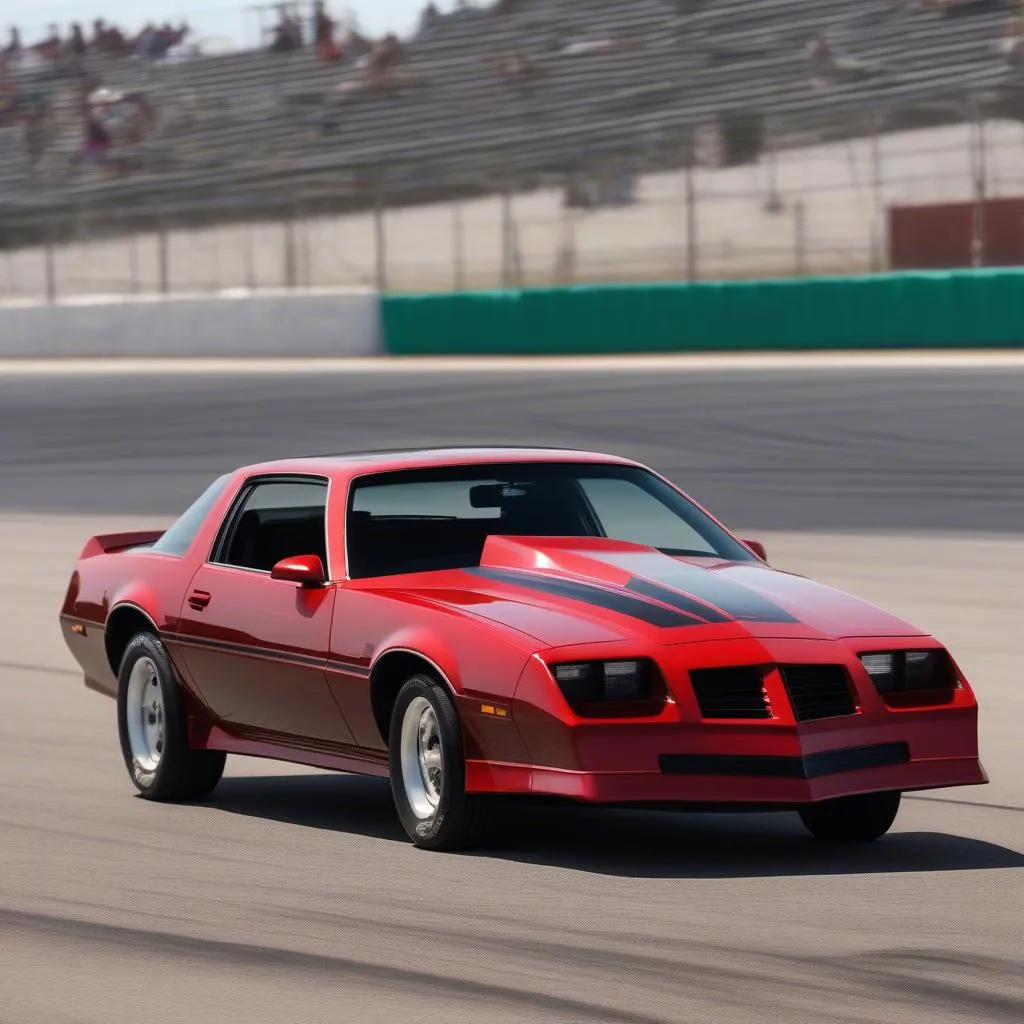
[388,673,493,850]
[117,632,226,802]
[798,790,901,842]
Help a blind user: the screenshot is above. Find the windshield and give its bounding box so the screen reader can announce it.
[346,462,755,578]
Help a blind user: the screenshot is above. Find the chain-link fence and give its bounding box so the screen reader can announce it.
[1,107,1020,300]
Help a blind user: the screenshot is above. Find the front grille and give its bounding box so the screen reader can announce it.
[779,664,857,722]
[689,666,771,719]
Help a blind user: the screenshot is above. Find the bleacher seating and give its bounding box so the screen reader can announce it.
[0,0,1018,224]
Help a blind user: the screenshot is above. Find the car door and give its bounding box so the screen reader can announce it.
[175,475,356,745]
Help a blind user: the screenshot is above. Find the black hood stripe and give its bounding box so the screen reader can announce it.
[468,567,705,629]
[651,565,799,624]
[625,577,731,623]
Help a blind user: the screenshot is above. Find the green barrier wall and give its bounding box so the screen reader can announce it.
[381,269,1024,355]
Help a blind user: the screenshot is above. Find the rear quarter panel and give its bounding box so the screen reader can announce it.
[60,550,195,696]
[60,469,248,697]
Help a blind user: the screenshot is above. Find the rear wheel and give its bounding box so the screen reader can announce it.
[798,791,901,842]
[117,632,225,802]
[388,673,494,850]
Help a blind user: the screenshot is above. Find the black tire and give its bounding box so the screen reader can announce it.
[798,790,901,843]
[116,632,226,802]
[388,673,494,851]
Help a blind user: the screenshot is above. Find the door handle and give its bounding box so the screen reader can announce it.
[188,590,212,611]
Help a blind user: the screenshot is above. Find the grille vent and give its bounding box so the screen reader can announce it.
[690,666,771,719]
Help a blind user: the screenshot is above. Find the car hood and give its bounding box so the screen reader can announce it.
[378,536,926,648]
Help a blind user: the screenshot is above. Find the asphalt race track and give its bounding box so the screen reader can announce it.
[1,363,1021,1024]
[1,364,1023,530]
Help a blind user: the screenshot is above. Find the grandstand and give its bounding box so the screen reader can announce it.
[0,0,1021,291]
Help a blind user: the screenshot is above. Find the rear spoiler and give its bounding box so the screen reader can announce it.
[79,530,166,559]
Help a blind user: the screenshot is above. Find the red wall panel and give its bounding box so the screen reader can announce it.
[889,197,1024,269]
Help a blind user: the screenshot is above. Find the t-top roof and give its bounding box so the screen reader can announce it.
[239,446,638,479]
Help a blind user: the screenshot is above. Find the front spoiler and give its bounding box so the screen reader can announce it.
[465,753,988,804]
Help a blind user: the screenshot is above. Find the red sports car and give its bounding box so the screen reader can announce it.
[60,447,987,849]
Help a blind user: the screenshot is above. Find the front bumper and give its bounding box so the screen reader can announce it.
[464,635,988,804]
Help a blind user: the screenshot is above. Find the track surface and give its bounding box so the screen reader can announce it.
[1,365,1021,1023]
[1,366,1022,531]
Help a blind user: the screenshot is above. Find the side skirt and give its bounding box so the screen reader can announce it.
[200,724,391,778]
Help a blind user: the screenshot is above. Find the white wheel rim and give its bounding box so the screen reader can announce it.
[126,656,165,772]
[400,696,443,819]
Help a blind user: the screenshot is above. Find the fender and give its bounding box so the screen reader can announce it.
[371,626,463,694]
[370,629,534,769]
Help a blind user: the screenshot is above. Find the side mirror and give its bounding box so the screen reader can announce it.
[742,539,768,561]
[270,554,327,587]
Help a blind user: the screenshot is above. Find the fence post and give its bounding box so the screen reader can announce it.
[555,186,577,286]
[452,200,465,291]
[763,131,783,215]
[45,218,57,305]
[157,213,169,295]
[373,171,388,293]
[283,202,297,289]
[243,221,256,292]
[685,157,698,281]
[970,104,987,269]
[297,198,311,289]
[870,115,884,273]
[127,213,140,295]
[501,178,514,288]
[794,198,807,277]
[209,214,221,295]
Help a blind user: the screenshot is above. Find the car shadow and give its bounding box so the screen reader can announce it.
[204,773,1024,879]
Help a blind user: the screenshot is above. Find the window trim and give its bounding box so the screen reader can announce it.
[208,473,332,579]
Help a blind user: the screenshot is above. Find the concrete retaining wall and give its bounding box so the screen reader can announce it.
[0,290,381,357]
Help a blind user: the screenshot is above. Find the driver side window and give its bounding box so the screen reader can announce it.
[212,477,329,575]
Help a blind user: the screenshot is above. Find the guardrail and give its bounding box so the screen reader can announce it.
[380,270,1024,355]
[4,269,1022,358]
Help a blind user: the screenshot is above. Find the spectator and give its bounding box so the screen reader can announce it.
[999,17,1024,67]
[136,23,157,59]
[122,92,155,144]
[420,3,441,30]
[269,6,302,53]
[805,32,872,85]
[69,23,87,57]
[806,33,832,77]
[368,32,403,81]
[148,23,185,60]
[0,61,18,124]
[496,50,535,80]
[313,2,340,61]
[83,100,112,169]
[5,26,22,58]
[38,23,61,61]
[314,2,332,44]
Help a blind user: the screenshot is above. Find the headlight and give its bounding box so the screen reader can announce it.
[904,650,951,689]
[550,658,660,715]
[860,652,897,692]
[859,650,956,694]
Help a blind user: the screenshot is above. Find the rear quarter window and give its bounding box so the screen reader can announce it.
[150,474,233,557]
